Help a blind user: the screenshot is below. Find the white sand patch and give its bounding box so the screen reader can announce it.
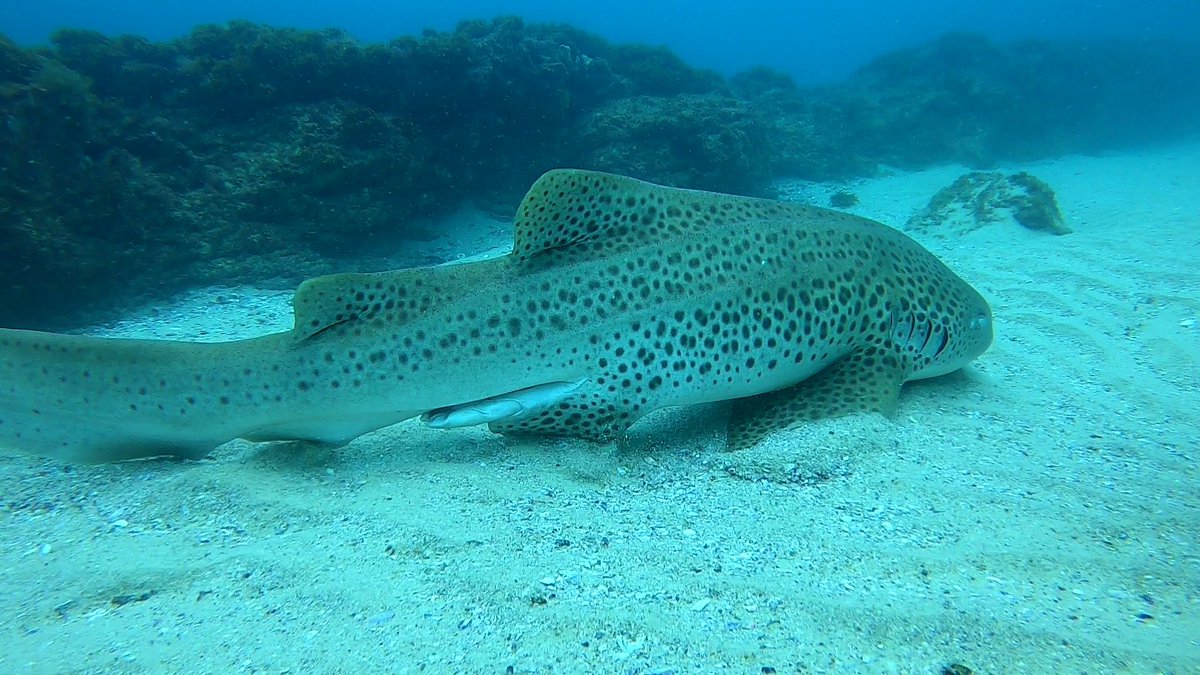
[2,141,1198,673]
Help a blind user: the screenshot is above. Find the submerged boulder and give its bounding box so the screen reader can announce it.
[907,171,1070,235]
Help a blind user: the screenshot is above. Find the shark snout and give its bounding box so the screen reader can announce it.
[965,308,994,358]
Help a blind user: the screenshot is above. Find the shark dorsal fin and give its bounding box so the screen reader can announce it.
[291,270,424,341]
[290,259,505,341]
[511,169,826,264]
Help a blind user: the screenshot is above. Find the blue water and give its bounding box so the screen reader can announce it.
[2,0,1198,83]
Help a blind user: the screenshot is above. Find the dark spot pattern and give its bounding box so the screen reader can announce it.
[481,170,990,440]
[0,169,990,461]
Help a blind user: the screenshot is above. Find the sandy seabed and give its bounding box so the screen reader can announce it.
[1,140,1197,674]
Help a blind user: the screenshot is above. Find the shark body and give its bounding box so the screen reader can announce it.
[0,170,992,463]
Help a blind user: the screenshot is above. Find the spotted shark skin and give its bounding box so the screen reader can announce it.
[0,169,992,462]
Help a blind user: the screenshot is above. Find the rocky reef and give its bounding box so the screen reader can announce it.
[1,19,1196,327]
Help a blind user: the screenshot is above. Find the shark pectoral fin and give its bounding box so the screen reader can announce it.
[422,379,589,430]
[727,347,908,450]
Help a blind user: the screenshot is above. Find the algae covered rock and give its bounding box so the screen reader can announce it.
[829,190,860,208]
[907,171,1070,235]
[0,38,194,329]
[570,93,772,196]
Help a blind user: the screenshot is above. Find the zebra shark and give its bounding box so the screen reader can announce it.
[0,169,992,463]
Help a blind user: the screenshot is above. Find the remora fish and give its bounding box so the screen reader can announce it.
[0,169,992,462]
